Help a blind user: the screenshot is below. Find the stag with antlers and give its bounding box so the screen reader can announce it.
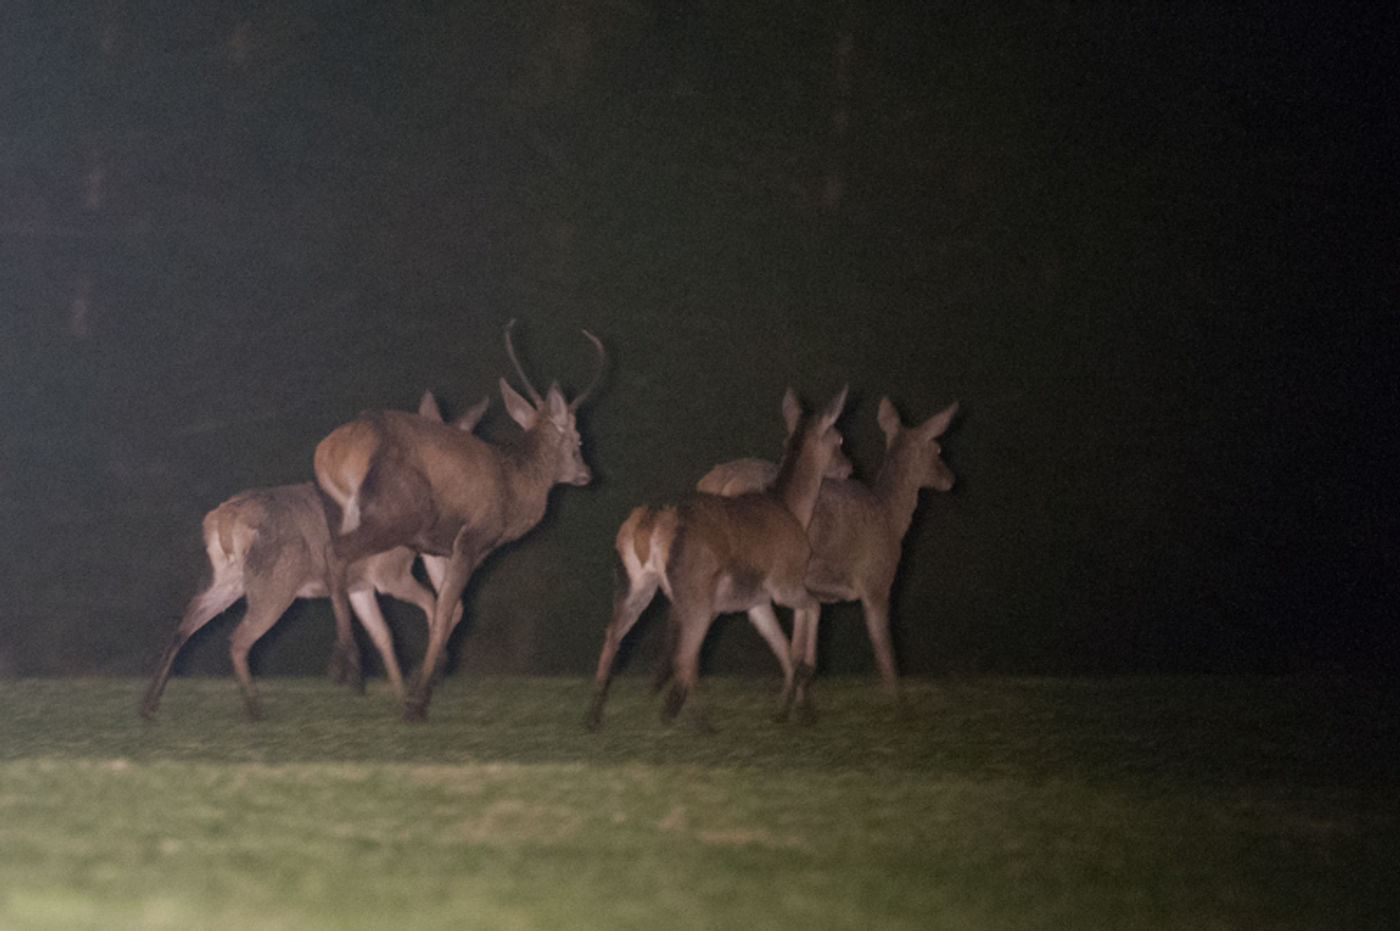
[315,320,605,722]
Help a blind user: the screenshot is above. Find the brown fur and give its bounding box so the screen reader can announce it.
[586,386,847,731]
[315,322,604,722]
[696,397,957,696]
[140,392,484,721]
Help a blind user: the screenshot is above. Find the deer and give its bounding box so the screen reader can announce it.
[315,319,605,722]
[140,391,489,722]
[694,397,958,701]
[585,386,848,731]
[673,389,853,687]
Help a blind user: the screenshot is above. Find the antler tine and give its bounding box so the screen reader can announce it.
[568,328,607,411]
[503,318,544,406]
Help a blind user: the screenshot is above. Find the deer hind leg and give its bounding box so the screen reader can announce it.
[584,567,660,731]
[348,589,405,701]
[327,588,364,693]
[228,588,297,721]
[323,549,364,695]
[661,604,718,733]
[139,571,243,720]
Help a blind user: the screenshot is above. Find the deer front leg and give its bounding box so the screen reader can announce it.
[348,589,406,701]
[745,602,795,711]
[860,593,900,700]
[408,554,462,692]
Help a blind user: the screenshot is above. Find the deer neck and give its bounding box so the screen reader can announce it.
[773,435,829,530]
[872,450,923,542]
[495,430,558,540]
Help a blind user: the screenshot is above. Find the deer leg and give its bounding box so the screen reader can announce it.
[139,579,242,720]
[417,553,466,635]
[373,568,448,693]
[584,569,659,731]
[746,601,794,696]
[661,605,717,733]
[779,599,822,723]
[324,555,362,692]
[860,593,900,700]
[405,535,481,723]
[229,591,296,721]
[348,589,405,701]
[407,554,461,691]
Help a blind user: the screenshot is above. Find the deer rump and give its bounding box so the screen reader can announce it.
[317,410,518,561]
[647,495,812,613]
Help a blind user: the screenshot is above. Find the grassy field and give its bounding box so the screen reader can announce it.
[1,675,1396,930]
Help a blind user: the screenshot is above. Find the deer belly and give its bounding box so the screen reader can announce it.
[295,580,329,599]
[713,569,766,612]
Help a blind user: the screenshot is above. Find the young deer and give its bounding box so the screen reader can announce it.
[585,386,848,731]
[315,320,605,722]
[139,392,487,721]
[696,397,957,698]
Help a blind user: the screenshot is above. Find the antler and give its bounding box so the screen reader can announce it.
[503,318,543,406]
[504,318,605,411]
[569,328,606,411]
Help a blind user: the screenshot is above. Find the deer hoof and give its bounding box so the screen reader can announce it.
[795,700,818,726]
[661,684,687,724]
[402,704,428,724]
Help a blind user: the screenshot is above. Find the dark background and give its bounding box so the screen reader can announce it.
[1,2,1396,681]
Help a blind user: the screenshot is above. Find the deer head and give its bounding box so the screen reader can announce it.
[877,397,958,492]
[500,318,605,487]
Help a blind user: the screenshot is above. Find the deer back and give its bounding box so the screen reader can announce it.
[695,458,778,496]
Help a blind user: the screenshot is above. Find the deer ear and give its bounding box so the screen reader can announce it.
[877,397,902,447]
[545,383,569,424]
[781,388,801,435]
[418,390,444,422]
[919,401,959,440]
[820,384,849,429]
[501,377,536,428]
[455,396,490,432]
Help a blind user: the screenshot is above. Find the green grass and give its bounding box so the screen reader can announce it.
[1,676,1396,930]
